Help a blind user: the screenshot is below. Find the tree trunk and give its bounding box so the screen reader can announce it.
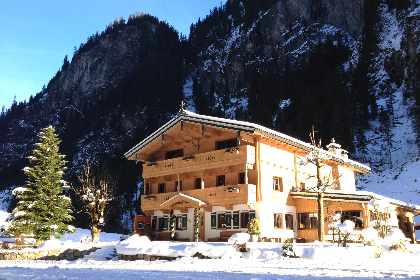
[91,224,101,243]
[318,192,325,242]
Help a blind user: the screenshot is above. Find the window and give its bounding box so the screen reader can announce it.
[298,213,318,229]
[338,211,364,229]
[273,177,283,192]
[145,183,150,195]
[285,214,293,230]
[274,213,282,229]
[217,175,225,187]
[240,212,249,228]
[175,180,182,191]
[158,183,165,193]
[195,178,202,189]
[216,138,237,150]
[238,172,245,184]
[176,216,183,230]
[218,213,226,229]
[166,149,183,160]
[158,217,168,231]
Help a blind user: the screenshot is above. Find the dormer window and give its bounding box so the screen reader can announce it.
[166,149,183,160]
[216,138,237,150]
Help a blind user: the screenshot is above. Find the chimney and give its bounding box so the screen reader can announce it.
[326,138,348,158]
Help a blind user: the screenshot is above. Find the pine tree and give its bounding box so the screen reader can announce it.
[9,126,74,246]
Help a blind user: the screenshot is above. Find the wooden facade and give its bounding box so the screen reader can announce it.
[126,109,420,242]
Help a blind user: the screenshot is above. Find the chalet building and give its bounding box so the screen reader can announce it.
[125,108,420,242]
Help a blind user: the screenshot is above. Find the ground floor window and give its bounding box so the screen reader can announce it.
[298,213,318,229]
[218,213,226,229]
[176,216,183,230]
[274,213,282,229]
[241,212,249,228]
[285,214,293,230]
[338,211,363,229]
[158,216,168,231]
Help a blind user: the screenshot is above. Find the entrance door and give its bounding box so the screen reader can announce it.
[199,211,206,241]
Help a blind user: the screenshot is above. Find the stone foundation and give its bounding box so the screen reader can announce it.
[118,253,177,261]
[0,247,96,261]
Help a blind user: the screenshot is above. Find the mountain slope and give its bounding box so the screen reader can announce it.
[1,1,420,231]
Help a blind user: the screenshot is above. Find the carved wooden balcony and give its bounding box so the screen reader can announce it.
[141,184,257,213]
[142,145,255,179]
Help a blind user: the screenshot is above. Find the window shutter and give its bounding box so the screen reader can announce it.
[182,214,187,230]
[225,212,232,228]
[233,211,239,229]
[211,212,216,229]
[163,216,168,230]
[250,210,256,221]
[152,216,157,231]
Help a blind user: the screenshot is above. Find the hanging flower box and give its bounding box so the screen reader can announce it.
[224,186,239,193]
[225,148,239,154]
[182,155,194,161]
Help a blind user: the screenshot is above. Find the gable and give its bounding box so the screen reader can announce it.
[125,109,371,174]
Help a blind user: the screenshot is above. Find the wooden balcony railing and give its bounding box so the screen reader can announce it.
[141,184,257,212]
[142,145,255,179]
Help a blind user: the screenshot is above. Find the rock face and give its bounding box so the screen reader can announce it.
[38,25,155,120]
[192,0,364,118]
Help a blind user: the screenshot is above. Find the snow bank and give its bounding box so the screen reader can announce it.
[228,233,249,244]
[383,228,410,247]
[301,244,377,259]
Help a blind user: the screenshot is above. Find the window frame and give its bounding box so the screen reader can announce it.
[175,180,182,191]
[176,216,183,230]
[338,210,364,229]
[298,212,318,229]
[158,183,165,194]
[240,212,249,228]
[238,172,245,184]
[273,177,283,192]
[216,138,237,150]
[216,175,225,187]
[285,214,294,230]
[274,213,282,229]
[165,149,183,160]
[218,213,227,229]
[195,178,202,189]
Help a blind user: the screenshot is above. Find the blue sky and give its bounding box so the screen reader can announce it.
[0,0,223,111]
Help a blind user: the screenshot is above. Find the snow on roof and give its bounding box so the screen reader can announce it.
[160,193,207,207]
[291,189,420,212]
[125,109,371,173]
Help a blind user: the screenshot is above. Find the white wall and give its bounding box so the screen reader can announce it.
[257,201,297,239]
[338,166,356,191]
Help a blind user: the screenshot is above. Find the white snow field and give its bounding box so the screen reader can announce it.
[0,228,419,279]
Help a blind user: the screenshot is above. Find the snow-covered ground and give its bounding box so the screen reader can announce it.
[0,226,419,279]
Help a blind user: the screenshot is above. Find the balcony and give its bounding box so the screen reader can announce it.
[142,145,255,179]
[141,184,257,212]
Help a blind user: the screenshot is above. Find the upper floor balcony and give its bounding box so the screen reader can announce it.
[141,183,257,213]
[142,145,255,179]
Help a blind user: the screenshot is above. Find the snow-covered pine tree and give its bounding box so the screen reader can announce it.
[9,126,74,246]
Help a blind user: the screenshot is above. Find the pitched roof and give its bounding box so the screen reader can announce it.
[124,109,371,173]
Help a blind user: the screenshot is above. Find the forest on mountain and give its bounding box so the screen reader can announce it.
[1,0,420,232]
